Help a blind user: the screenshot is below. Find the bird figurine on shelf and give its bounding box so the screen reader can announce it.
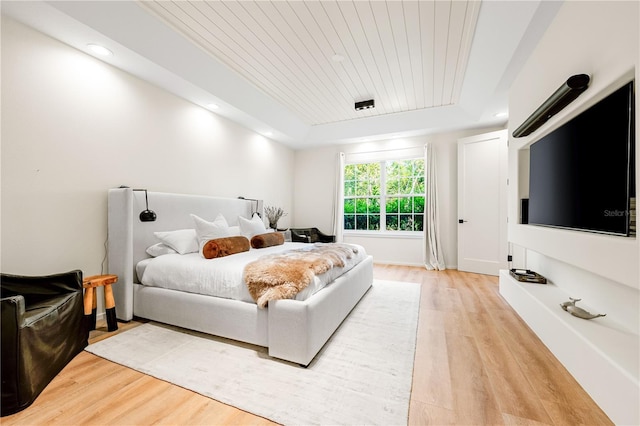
[560,297,606,320]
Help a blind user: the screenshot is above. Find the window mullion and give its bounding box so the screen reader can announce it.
[380,161,386,232]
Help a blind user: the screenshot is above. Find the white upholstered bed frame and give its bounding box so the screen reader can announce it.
[107,188,373,365]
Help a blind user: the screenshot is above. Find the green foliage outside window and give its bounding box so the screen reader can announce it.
[343,158,425,232]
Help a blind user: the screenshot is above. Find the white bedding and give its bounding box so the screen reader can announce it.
[137,242,367,304]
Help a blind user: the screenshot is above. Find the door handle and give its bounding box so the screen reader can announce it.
[458,219,468,224]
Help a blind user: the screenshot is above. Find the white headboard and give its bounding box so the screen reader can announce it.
[107,188,258,320]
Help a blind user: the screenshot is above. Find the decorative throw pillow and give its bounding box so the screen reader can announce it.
[191,213,230,255]
[238,214,267,239]
[202,236,250,259]
[251,232,285,249]
[146,243,178,257]
[153,229,198,255]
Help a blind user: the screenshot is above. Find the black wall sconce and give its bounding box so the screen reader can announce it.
[133,189,157,222]
[512,74,590,138]
[238,196,261,218]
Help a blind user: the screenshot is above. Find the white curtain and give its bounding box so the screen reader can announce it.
[332,152,345,242]
[424,143,446,270]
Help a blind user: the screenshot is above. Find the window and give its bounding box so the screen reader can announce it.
[343,158,425,232]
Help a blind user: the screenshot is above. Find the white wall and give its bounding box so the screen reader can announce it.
[508,0,639,318]
[506,2,639,423]
[0,14,504,275]
[1,17,294,276]
[293,127,503,267]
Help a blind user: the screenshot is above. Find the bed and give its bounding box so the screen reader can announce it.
[107,188,373,366]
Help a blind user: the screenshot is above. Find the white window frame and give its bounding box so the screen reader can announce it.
[343,156,425,236]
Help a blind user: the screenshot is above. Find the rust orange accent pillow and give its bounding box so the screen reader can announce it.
[251,232,285,249]
[202,236,250,259]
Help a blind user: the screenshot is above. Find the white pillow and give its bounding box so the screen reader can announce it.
[228,225,241,236]
[146,243,178,257]
[238,214,267,239]
[154,229,198,255]
[191,213,231,254]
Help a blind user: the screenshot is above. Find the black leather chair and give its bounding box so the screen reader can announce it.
[1,270,89,416]
[290,227,336,243]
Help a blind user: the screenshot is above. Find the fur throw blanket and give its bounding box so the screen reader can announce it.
[244,243,358,307]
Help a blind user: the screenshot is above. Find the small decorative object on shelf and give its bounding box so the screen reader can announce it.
[509,268,547,284]
[560,297,606,320]
[264,205,287,230]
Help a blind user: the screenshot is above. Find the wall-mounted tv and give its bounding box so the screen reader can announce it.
[528,80,635,236]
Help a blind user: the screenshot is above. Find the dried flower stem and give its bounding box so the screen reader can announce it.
[264,206,287,228]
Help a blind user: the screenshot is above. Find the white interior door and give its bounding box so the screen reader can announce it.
[457,130,508,275]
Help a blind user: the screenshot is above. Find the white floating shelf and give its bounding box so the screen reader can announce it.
[499,270,639,425]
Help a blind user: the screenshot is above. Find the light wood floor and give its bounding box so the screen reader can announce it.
[3,265,612,425]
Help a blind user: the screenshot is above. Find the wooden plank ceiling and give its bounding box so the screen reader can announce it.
[140,1,481,126]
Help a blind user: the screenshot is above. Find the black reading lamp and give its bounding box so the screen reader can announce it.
[238,196,261,218]
[134,189,157,222]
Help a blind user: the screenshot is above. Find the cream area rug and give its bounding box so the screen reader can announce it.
[85,280,420,425]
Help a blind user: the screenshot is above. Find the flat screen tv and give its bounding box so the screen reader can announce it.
[528,80,635,236]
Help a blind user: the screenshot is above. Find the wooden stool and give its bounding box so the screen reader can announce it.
[83,274,118,332]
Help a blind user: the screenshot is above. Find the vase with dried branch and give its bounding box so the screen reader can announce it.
[264,206,287,230]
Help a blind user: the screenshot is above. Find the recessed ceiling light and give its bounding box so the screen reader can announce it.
[494,112,508,118]
[207,103,219,110]
[87,44,113,56]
